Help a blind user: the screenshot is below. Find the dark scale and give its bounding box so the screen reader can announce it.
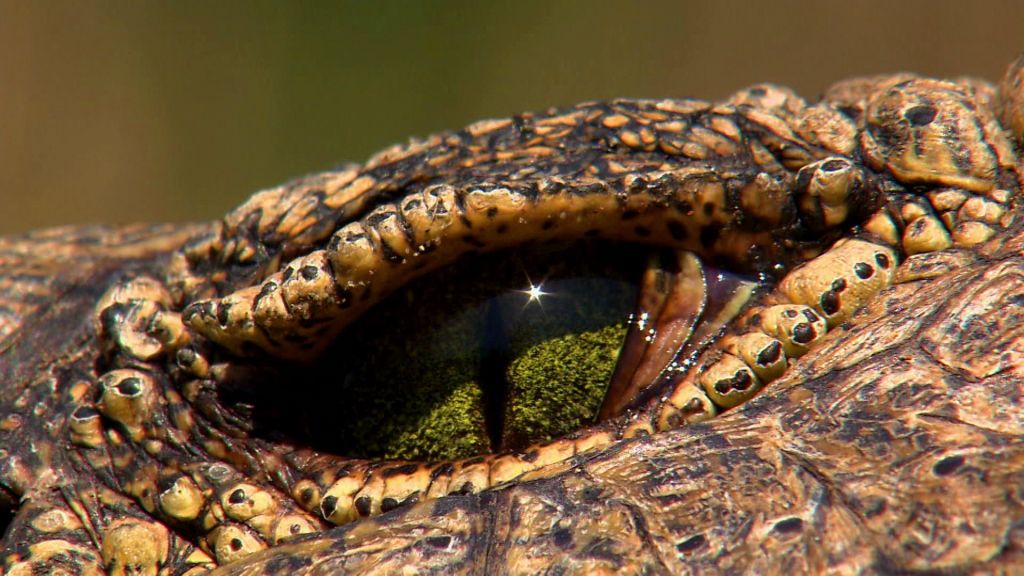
[772,517,805,535]
[117,378,143,397]
[676,534,708,554]
[319,496,338,518]
[756,341,783,366]
[854,262,875,279]
[821,291,842,315]
[792,323,817,344]
[905,105,938,127]
[354,496,373,517]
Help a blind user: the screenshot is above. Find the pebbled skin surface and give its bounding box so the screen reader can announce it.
[2,57,1024,574]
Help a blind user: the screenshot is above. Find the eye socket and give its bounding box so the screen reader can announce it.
[213,240,760,462]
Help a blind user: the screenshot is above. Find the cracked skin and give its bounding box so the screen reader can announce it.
[2,55,1024,574]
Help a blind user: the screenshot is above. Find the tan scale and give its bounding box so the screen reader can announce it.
[445,459,491,497]
[94,276,173,331]
[95,276,190,361]
[145,309,189,357]
[952,221,997,246]
[727,84,803,119]
[395,184,463,257]
[756,305,828,358]
[795,103,859,156]
[655,381,717,430]
[902,213,954,254]
[350,469,388,518]
[100,520,170,576]
[291,478,322,513]
[378,464,433,512]
[6,540,105,576]
[196,177,659,355]
[795,156,866,228]
[679,205,962,422]
[124,463,161,515]
[175,346,210,378]
[158,475,206,523]
[956,195,1008,242]
[28,507,80,534]
[895,249,978,283]
[488,454,539,487]
[938,210,956,233]
[101,299,175,360]
[779,238,898,328]
[861,78,1014,192]
[520,438,577,471]
[218,484,270,522]
[97,369,159,442]
[352,439,571,502]
[181,549,216,575]
[319,475,364,525]
[270,515,319,544]
[423,464,453,500]
[900,196,931,219]
[209,523,267,565]
[927,188,969,212]
[662,237,895,417]
[863,211,901,245]
[958,195,1002,222]
[68,406,105,448]
[303,172,745,356]
[737,172,789,224]
[699,352,763,409]
[722,331,787,383]
[205,288,277,352]
[572,428,616,454]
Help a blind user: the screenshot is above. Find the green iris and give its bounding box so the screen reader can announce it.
[322,242,641,461]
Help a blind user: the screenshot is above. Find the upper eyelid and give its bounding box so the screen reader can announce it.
[170,99,793,302]
[175,100,871,360]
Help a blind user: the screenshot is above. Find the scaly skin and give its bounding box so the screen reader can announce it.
[2,56,1024,574]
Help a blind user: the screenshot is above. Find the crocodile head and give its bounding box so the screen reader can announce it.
[2,55,1024,575]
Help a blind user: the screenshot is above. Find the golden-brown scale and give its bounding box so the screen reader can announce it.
[2,56,1024,573]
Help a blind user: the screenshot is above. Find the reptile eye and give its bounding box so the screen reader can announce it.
[212,240,759,462]
[8,56,1019,576]
[162,96,909,534]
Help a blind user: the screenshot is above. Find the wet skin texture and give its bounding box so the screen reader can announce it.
[2,56,1024,574]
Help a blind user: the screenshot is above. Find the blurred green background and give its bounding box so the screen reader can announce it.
[1,1,1021,234]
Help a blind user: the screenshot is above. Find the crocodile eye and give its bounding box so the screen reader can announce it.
[213,240,758,462]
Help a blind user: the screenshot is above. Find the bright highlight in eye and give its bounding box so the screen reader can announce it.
[522,283,548,304]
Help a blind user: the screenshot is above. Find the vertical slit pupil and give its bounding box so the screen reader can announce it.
[479,299,511,452]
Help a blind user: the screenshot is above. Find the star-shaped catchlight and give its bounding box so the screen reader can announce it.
[516,274,551,310]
